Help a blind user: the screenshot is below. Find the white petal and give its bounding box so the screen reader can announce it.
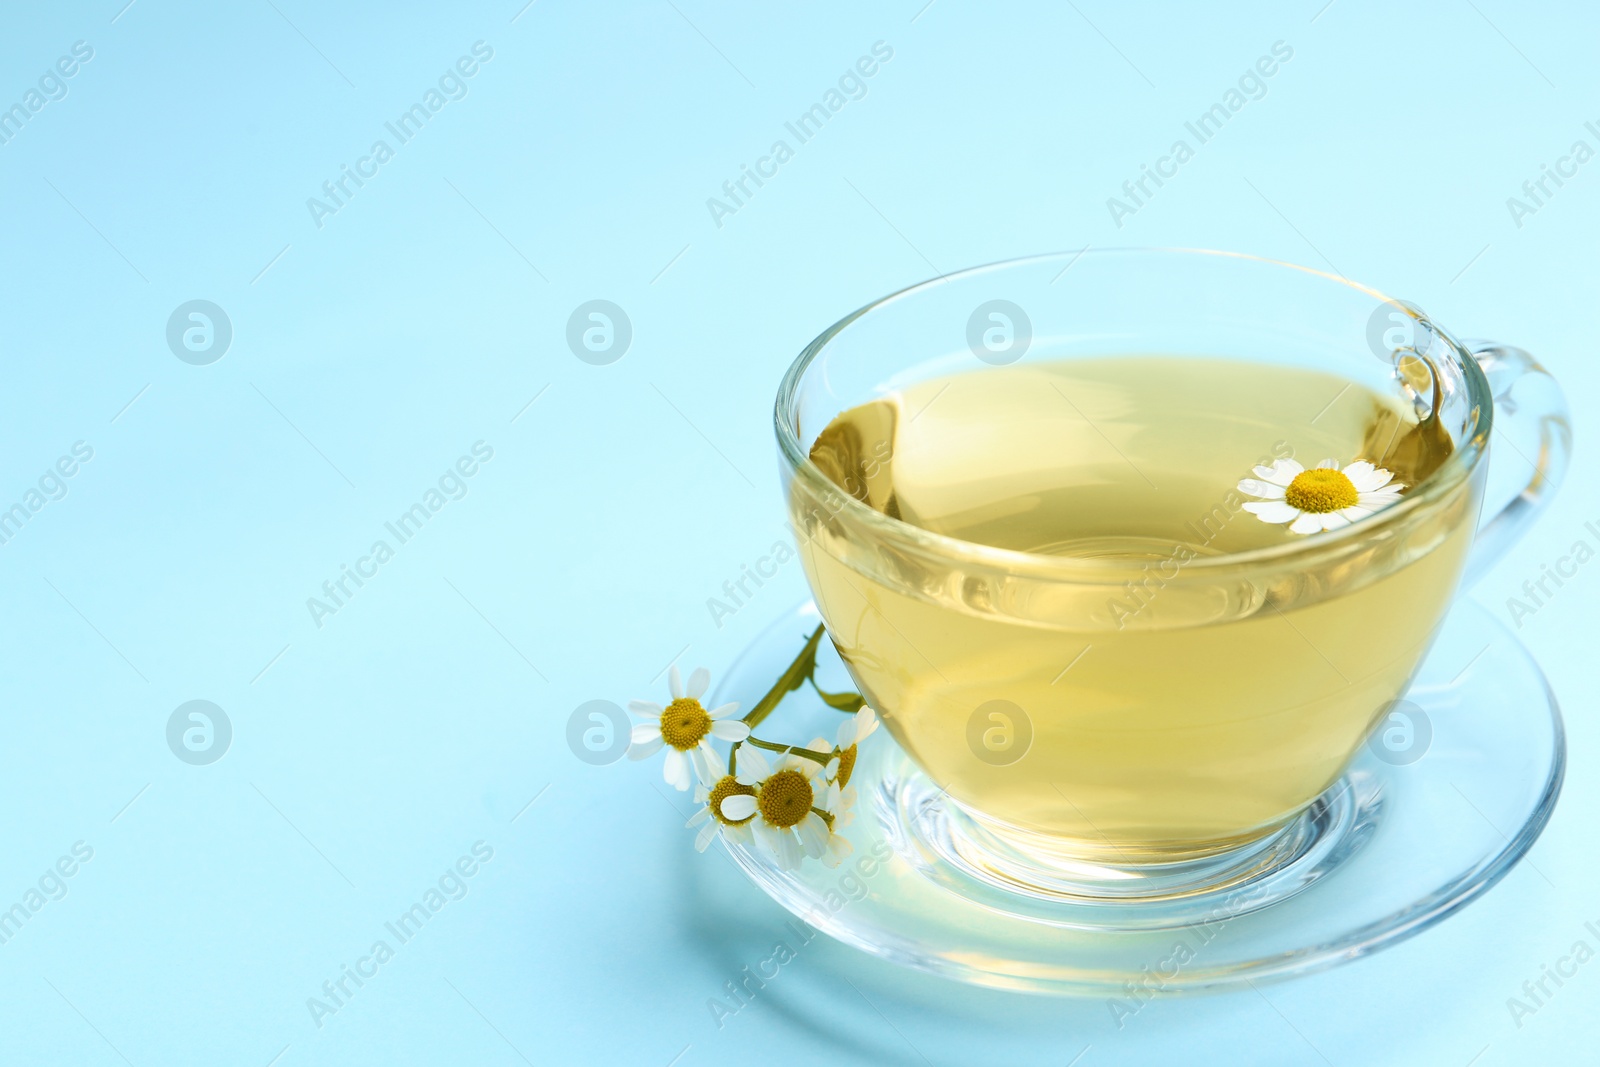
[754,821,800,869]
[686,667,710,700]
[1236,478,1286,500]
[825,756,840,779]
[734,746,771,784]
[627,736,663,760]
[1362,469,1397,492]
[696,753,717,787]
[838,707,879,748]
[721,794,758,820]
[1320,512,1352,531]
[1255,459,1303,486]
[823,835,853,868]
[758,825,790,863]
[1316,457,1340,469]
[773,828,804,871]
[707,746,729,783]
[709,719,750,741]
[630,723,661,744]
[1338,505,1376,521]
[668,665,684,700]
[725,822,754,847]
[695,750,718,793]
[857,708,879,736]
[779,751,824,777]
[797,813,830,858]
[686,806,710,827]
[1289,512,1323,535]
[706,701,741,720]
[627,700,663,718]
[1340,461,1379,489]
[663,749,692,791]
[694,820,718,852]
[1244,501,1300,524]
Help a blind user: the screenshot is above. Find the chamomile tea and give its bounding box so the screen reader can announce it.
[793,356,1473,857]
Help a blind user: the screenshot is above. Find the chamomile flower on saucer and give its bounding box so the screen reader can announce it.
[830,782,857,832]
[628,666,749,791]
[685,776,757,852]
[817,782,854,868]
[825,706,879,788]
[1238,458,1405,535]
[616,622,873,869]
[719,747,835,871]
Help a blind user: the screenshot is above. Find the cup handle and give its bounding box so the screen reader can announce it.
[1459,340,1572,586]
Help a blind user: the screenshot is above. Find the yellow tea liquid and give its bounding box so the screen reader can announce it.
[795,357,1474,858]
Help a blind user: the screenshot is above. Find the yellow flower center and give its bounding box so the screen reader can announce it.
[707,775,756,826]
[757,769,814,829]
[1284,468,1359,514]
[659,698,711,750]
[834,745,858,788]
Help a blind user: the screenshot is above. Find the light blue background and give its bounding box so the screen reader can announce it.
[0,1,1594,1064]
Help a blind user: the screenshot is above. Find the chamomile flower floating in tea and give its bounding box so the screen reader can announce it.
[627,665,749,791]
[1238,457,1406,535]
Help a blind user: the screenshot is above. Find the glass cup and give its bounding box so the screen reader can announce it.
[775,249,1569,896]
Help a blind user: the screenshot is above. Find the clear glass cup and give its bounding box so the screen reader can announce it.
[774,249,1569,896]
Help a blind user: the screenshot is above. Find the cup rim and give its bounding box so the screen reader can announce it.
[773,248,1493,578]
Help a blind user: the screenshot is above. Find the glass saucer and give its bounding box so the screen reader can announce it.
[709,598,1563,994]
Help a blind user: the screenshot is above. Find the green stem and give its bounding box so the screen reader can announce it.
[718,622,863,779]
[745,736,833,765]
[740,624,827,731]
